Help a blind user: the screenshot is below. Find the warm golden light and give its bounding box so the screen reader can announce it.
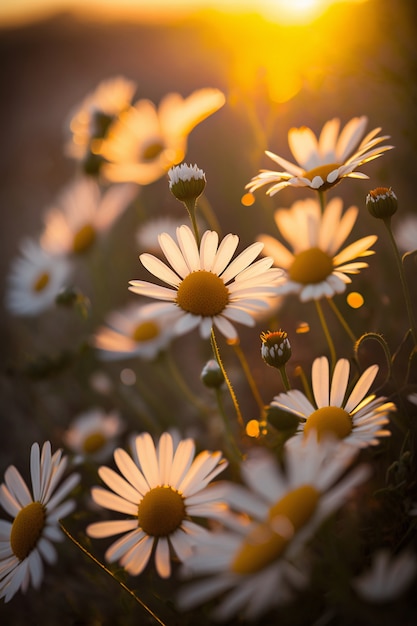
[347,292,365,309]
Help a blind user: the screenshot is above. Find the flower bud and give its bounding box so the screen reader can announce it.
[366,187,398,219]
[201,359,224,388]
[168,163,206,203]
[260,330,291,368]
[265,405,299,436]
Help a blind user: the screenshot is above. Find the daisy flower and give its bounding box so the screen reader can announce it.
[62,408,125,463]
[86,431,228,578]
[40,176,137,256]
[92,303,176,361]
[0,441,80,603]
[5,238,72,317]
[246,116,393,196]
[257,196,377,302]
[65,75,137,163]
[351,549,417,604]
[270,356,395,448]
[178,433,369,622]
[99,88,225,185]
[129,224,284,341]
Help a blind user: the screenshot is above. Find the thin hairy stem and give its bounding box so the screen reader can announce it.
[60,522,167,626]
[231,340,265,414]
[211,329,244,430]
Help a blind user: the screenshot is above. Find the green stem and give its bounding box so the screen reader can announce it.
[383,217,417,345]
[315,299,336,370]
[232,341,265,415]
[318,190,326,213]
[215,387,244,465]
[184,198,200,246]
[326,297,357,344]
[210,329,244,430]
[278,365,291,391]
[60,523,167,626]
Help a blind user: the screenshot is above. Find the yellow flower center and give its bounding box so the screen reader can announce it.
[176,270,229,317]
[138,486,186,537]
[32,271,50,293]
[232,485,319,575]
[82,431,107,454]
[132,320,160,342]
[302,162,340,190]
[72,223,97,254]
[10,501,46,561]
[304,406,353,441]
[289,247,333,284]
[142,141,165,161]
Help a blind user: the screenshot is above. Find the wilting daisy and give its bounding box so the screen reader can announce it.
[271,356,394,448]
[62,408,125,463]
[129,225,283,341]
[99,88,225,185]
[257,196,377,302]
[178,433,369,622]
[64,76,137,173]
[0,441,79,602]
[351,549,417,604]
[86,431,228,578]
[246,116,393,196]
[92,303,176,361]
[5,238,72,317]
[40,176,137,256]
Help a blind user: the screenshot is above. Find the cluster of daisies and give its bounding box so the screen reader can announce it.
[2,77,417,622]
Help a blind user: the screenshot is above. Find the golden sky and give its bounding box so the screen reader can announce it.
[0,0,369,26]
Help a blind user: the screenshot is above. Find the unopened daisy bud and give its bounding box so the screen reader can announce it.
[260,330,291,369]
[168,163,206,203]
[265,404,299,435]
[366,187,398,219]
[201,359,224,388]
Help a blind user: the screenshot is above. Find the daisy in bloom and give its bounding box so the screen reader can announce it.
[99,88,226,185]
[257,196,377,302]
[246,115,393,196]
[92,303,176,361]
[0,441,80,603]
[129,224,284,341]
[64,75,137,163]
[178,433,370,622]
[270,356,395,448]
[62,408,125,463]
[86,431,228,578]
[5,238,72,317]
[351,549,417,603]
[40,176,137,256]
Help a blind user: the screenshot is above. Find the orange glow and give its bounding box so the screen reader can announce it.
[347,292,364,309]
[246,419,260,438]
[241,192,255,207]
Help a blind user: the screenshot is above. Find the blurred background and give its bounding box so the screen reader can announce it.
[1,1,417,622]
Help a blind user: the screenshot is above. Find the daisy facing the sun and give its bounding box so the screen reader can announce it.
[256,196,377,303]
[270,356,395,449]
[246,116,393,196]
[129,224,284,342]
[86,431,229,579]
[177,432,370,622]
[0,442,80,603]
